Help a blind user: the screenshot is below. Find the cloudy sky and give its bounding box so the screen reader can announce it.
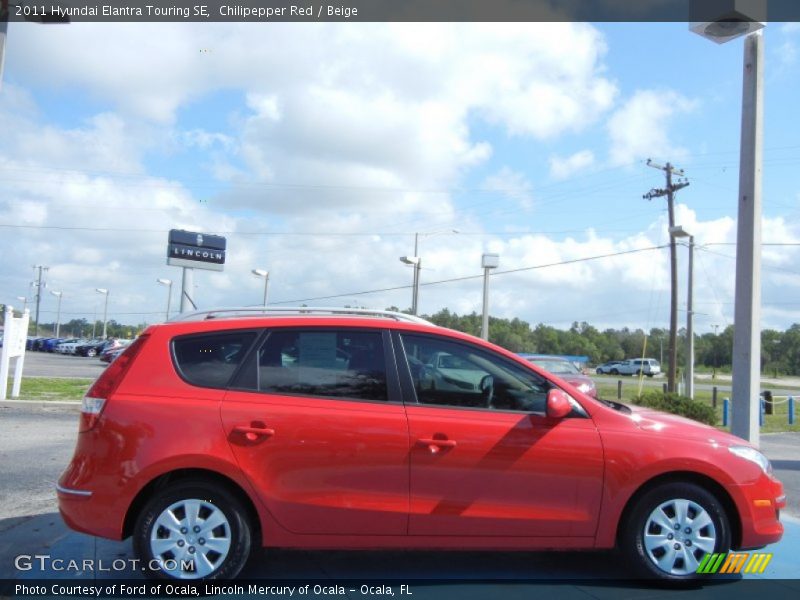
[1,20,799,334]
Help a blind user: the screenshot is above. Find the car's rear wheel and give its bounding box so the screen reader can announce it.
[622,482,730,582]
[86,348,97,357]
[133,480,252,580]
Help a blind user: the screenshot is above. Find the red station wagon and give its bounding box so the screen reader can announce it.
[57,308,785,582]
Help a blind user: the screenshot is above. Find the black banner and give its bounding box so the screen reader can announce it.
[2,0,798,23]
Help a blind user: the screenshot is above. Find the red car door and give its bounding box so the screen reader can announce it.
[398,333,604,538]
[222,328,410,535]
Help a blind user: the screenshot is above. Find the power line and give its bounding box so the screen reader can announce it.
[271,245,669,305]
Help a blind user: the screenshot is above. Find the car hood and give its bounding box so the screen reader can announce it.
[627,404,745,446]
[558,374,596,395]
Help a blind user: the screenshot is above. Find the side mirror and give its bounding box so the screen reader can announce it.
[546,388,572,419]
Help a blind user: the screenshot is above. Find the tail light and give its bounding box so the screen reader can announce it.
[80,334,150,432]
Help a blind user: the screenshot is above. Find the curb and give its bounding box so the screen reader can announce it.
[0,399,81,407]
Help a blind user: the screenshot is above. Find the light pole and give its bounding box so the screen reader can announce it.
[15,296,27,312]
[670,226,694,399]
[399,255,421,315]
[156,279,172,321]
[691,7,764,444]
[481,253,499,340]
[712,324,720,380]
[50,290,62,337]
[251,269,270,306]
[32,264,48,336]
[399,230,459,316]
[95,288,109,339]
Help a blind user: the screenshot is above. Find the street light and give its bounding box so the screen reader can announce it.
[481,253,499,340]
[50,290,62,337]
[251,269,270,306]
[400,230,459,316]
[95,288,109,339]
[670,226,694,399]
[398,256,421,315]
[156,279,172,321]
[691,1,765,444]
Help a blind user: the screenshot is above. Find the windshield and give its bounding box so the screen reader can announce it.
[530,359,582,375]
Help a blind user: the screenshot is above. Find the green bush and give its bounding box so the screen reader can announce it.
[633,391,718,426]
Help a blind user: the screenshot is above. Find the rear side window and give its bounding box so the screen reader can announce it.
[256,329,388,402]
[173,331,257,388]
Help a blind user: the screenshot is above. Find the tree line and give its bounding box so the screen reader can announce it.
[4,303,798,376]
[415,308,800,376]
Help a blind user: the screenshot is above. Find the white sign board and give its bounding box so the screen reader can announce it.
[1,305,29,400]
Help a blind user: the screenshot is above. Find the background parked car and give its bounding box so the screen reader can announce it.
[612,358,662,377]
[596,360,624,374]
[98,340,131,363]
[519,353,598,398]
[76,340,111,357]
[43,338,67,352]
[56,339,87,354]
[419,350,489,391]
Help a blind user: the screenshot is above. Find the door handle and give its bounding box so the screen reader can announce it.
[233,425,275,442]
[417,438,457,454]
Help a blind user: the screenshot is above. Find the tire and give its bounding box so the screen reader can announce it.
[596,369,603,375]
[86,348,97,357]
[621,482,731,582]
[610,369,619,375]
[133,480,252,580]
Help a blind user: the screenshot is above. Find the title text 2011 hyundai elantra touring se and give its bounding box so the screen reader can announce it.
[58,308,785,582]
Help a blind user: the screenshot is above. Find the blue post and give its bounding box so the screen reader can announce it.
[790,397,795,426]
[723,398,730,427]
[759,397,764,427]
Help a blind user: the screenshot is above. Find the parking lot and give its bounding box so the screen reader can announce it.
[14,351,106,379]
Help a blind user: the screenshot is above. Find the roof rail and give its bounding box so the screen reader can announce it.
[168,306,435,326]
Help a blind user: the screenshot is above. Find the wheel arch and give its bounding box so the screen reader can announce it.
[615,471,742,549]
[122,468,262,544]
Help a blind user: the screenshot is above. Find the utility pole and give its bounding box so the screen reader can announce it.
[32,265,49,336]
[644,160,689,393]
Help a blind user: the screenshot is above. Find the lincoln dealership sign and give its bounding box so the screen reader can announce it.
[167,229,226,271]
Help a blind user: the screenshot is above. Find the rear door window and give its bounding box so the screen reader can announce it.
[172,331,258,388]
[255,329,388,402]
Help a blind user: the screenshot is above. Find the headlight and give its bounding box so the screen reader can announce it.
[578,383,593,393]
[729,446,773,475]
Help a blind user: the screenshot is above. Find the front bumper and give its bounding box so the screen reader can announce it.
[734,474,785,549]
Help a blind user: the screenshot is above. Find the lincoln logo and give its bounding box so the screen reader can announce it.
[196,234,204,246]
[172,247,223,260]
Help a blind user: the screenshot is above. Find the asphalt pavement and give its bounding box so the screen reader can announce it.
[14,351,105,379]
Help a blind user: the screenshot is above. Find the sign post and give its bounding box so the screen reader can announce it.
[166,230,227,313]
[1,305,30,400]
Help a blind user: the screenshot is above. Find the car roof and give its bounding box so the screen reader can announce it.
[518,353,571,361]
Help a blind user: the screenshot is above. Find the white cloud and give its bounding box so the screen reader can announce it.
[549,150,596,180]
[2,24,800,334]
[607,89,696,167]
[483,167,534,209]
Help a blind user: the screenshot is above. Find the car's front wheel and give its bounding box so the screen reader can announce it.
[133,480,252,580]
[622,482,731,582]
